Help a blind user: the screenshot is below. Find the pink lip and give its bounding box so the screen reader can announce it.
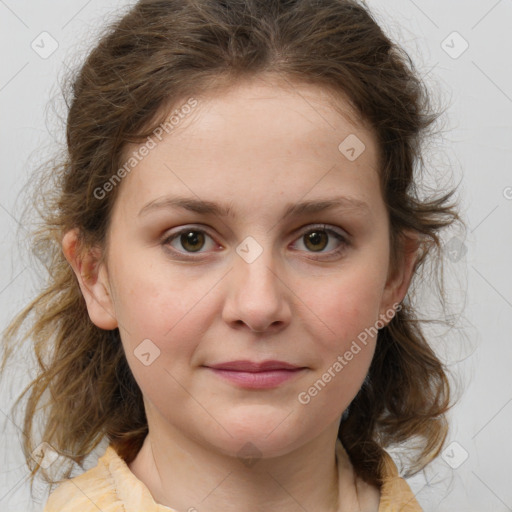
[204,360,306,389]
[207,360,302,372]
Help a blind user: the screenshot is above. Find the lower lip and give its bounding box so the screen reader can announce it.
[206,368,305,389]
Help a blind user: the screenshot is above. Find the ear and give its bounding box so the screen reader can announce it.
[61,228,118,330]
[379,230,420,321]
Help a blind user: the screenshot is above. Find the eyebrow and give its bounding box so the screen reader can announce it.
[138,194,371,219]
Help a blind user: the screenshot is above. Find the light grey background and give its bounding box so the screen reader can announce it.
[1,1,511,511]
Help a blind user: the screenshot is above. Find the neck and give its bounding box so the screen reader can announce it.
[128,416,369,512]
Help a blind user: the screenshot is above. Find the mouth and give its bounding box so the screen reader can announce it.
[206,360,304,372]
[203,360,307,389]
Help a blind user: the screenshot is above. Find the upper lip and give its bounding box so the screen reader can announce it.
[206,360,303,372]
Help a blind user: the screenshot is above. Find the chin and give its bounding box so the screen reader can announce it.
[203,421,309,461]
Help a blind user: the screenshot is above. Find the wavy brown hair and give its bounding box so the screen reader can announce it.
[1,0,464,496]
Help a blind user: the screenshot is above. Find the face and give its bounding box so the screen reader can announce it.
[64,76,414,459]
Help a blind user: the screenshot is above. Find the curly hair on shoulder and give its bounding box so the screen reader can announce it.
[1,0,464,495]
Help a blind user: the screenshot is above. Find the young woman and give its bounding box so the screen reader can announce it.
[2,0,462,510]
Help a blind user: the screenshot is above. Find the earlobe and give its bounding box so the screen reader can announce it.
[380,231,420,320]
[61,229,118,330]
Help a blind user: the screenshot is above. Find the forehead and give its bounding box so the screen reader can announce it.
[114,77,382,220]
[169,77,372,153]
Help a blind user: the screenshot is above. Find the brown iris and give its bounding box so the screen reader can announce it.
[180,231,205,252]
[303,230,328,252]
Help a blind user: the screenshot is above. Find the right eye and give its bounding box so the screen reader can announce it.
[162,227,218,256]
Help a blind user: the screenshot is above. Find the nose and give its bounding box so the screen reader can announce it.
[222,242,292,334]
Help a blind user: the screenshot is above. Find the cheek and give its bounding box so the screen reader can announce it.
[302,267,385,348]
[113,270,206,408]
[108,260,205,381]
[294,275,383,420]
[110,244,199,334]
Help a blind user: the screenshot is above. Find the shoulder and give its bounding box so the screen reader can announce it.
[43,446,124,512]
[378,450,423,512]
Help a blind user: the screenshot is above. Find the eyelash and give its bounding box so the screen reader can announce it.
[161,224,350,261]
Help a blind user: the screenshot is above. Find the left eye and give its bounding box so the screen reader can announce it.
[162,224,348,258]
[291,225,348,256]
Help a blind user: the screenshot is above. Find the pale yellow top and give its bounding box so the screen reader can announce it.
[43,440,422,511]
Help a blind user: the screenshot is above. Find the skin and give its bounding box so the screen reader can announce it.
[62,75,418,512]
